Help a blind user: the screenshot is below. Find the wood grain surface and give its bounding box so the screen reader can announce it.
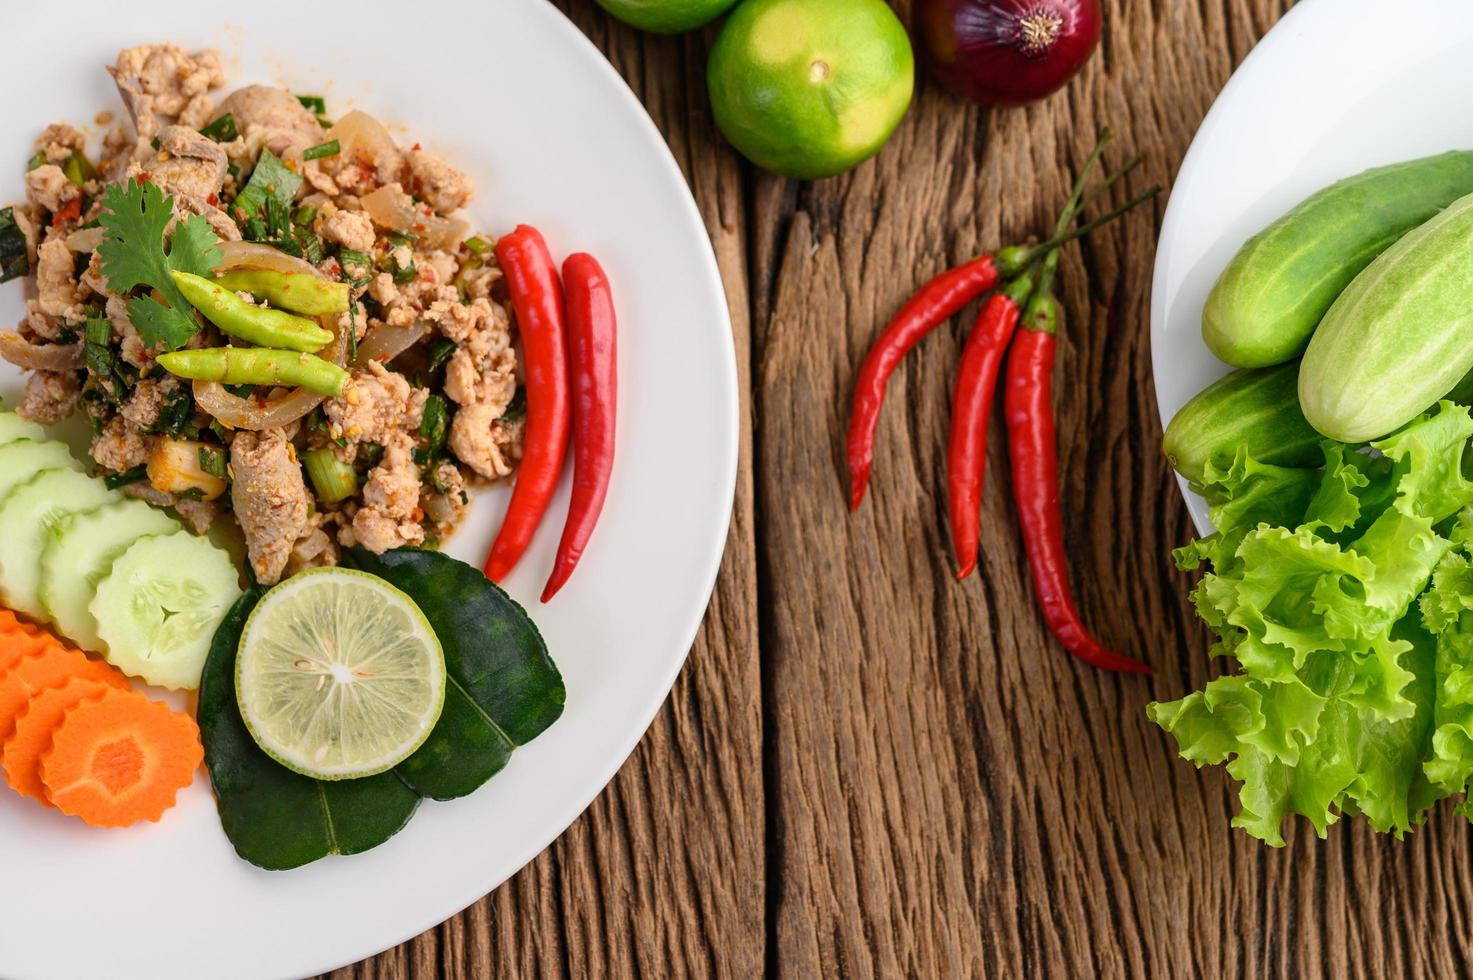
[328,1,1473,977]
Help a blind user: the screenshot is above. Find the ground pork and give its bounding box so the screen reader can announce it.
[318,205,375,253]
[106,295,151,368]
[35,240,86,324]
[449,400,522,480]
[146,125,228,200]
[119,376,178,429]
[110,45,224,140]
[426,297,510,357]
[24,165,79,214]
[322,361,427,446]
[174,498,218,535]
[36,124,85,165]
[17,370,81,424]
[216,85,323,163]
[444,347,516,410]
[230,428,310,585]
[405,149,473,213]
[91,417,152,472]
[346,432,424,553]
[21,302,63,342]
[285,520,339,577]
[421,462,467,526]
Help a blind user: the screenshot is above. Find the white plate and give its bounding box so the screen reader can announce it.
[0,4,737,979]
[1151,0,1473,534]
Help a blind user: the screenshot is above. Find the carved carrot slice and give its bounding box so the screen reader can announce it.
[40,689,202,828]
[2,677,112,804]
[0,642,130,741]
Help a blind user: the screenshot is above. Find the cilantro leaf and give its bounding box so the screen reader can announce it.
[233,150,302,223]
[169,214,223,279]
[97,180,222,351]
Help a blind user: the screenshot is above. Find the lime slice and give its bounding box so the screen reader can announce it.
[236,567,446,780]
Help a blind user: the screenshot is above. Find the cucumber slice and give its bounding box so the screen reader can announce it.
[0,440,81,502]
[0,469,119,618]
[91,531,242,690]
[0,411,45,447]
[40,499,181,651]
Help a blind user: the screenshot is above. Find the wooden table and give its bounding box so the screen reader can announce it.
[329,2,1473,976]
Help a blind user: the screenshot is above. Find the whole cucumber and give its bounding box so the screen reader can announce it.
[1202,150,1473,368]
[1299,191,1473,443]
[1162,361,1321,483]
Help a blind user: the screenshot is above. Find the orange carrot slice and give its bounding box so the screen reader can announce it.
[0,642,129,741]
[0,609,52,680]
[2,677,112,804]
[39,689,202,828]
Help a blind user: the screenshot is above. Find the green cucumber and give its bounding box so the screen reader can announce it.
[1162,361,1322,483]
[0,410,45,447]
[0,440,80,501]
[0,469,119,618]
[1300,191,1473,443]
[91,530,242,690]
[1203,150,1473,368]
[40,499,181,651]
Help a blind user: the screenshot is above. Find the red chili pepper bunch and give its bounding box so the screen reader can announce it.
[484,226,617,603]
[847,132,1155,675]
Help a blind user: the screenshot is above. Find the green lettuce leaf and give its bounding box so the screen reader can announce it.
[1152,403,1473,845]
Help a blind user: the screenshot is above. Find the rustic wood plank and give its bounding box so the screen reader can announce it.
[342,1,1473,978]
[330,3,763,978]
[756,0,1473,978]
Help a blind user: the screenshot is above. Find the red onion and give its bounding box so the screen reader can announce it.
[917,0,1102,107]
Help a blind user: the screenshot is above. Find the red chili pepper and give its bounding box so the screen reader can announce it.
[484,225,571,583]
[946,275,1032,580]
[1003,277,1151,674]
[542,253,617,603]
[51,197,82,228]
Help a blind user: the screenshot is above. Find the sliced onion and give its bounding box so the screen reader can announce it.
[64,226,103,253]
[0,332,83,371]
[354,321,427,367]
[216,240,327,279]
[326,110,402,178]
[360,184,415,232]
[192,313,348,429]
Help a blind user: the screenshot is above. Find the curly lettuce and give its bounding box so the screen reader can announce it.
[1151,401,1473,844]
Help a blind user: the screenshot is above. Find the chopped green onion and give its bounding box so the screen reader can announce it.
[85,340,114,377]
[84,317,111,346]
[426,338,456,373]
[297,94,327,114]
[200,112,239,142]
[147,385,197,438]
[26,150,46,172]
[339,248,371,270]
[392,262,418,285]
[304,448,357,504]
[198,445,229,480]
[302,139,340,162]
[292,204,318,227]
[150,136,161,152]
[0,207,28,283]
[419,395,448,455]
[316,116,334,130]
[347,301,361,362]
[463,235,492,255]
[62,151,96,188]
[103,464,148,490]
[386,230,417,248]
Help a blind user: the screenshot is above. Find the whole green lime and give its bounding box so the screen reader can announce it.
[707,0,915,180]
[594,0,741,34]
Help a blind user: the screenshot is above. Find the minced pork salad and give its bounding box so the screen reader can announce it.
[0,44,526,585]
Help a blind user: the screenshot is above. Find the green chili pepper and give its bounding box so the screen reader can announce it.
[211,268,350,316]
[157,347,350,397]
[171,271,335,351]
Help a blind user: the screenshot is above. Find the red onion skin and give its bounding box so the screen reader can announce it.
[918,0,1103,108]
